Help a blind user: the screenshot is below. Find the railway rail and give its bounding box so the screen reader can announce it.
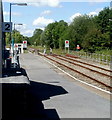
[45,55,111,89]
[28,48,112,92]
[65,54,112,73]
[53,55,112,78]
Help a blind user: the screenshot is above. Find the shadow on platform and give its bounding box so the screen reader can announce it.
[2,67,27,77]
[2,68,68,120]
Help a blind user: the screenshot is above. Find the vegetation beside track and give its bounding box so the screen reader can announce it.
[29,45,111,65]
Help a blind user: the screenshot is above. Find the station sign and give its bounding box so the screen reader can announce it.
[2,22,12,32]
[65,40,69,48]
[23,41,27,49]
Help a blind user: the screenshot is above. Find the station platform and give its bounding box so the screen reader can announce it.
[1,52,111,120]
[1,67,30,120]
[19,53,110,119]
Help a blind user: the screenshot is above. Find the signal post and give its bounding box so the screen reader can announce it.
[65,40,69,53]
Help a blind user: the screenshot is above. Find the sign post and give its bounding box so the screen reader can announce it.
[65,40,69,53]
[23,41,27,49]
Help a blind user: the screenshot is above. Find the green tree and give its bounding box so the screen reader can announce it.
[40,20,68,49]
[96,7,112,33]
[66,15,93,50]
[12,30,24,43]
[5,32,10,45]
[30,29,43,45]
[95,7,112,50]
[82,28,102,52]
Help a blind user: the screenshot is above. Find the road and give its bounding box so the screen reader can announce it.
[20,53,110,119]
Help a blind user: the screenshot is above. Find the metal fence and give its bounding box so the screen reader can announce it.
[70,51,111,66]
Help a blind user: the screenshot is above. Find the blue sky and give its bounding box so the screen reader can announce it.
[2,0,111,37]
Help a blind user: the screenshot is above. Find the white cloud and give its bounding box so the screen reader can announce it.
[15,16,54,36]
[88,8,103,16]
[20,29,34,37]
[36,27,45,31]
[28,3,40,7]
[14,24,26,30]
[3,11,21,16]
[3,0,60,7]
[70,8,103,22]
[46,0,60,7]
[70,13,82,21]
[88,11,98,16]
[13,24,33,37]
[33,16,54,27]
[28,0,60,7]
[41,10,52,15]
[3,0,110,2]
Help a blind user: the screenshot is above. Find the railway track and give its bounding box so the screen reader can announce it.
[29,48,112,92]
[54,55,112,78]
[65,54,112,73]
[41,54,111,92]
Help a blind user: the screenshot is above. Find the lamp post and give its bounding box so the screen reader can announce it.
[13,23,23,46]
[9,3,27,43]
[9,3,27,23]
[9,3,27,68]
[13,23,23,51]
[12,23,23,68]
[13,23,23,48]
[14,23,23,40]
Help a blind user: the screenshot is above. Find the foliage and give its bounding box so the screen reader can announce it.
[96,7,111,33]
[5,30,29,45]
[5,7,112,53]
[82,28,102,52]
[30,29,43,45]
[40,20,68,49]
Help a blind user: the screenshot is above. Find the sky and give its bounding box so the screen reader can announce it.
[2,0,111,37]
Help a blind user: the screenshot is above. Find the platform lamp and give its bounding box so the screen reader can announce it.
[9,3,27,44]
[12,23,23,68]
[9,3,27,68]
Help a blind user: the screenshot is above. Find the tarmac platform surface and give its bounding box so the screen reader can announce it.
[18,53,111,119]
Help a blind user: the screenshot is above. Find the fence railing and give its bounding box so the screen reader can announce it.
[29,47,111,66]
[70,51,111,66]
